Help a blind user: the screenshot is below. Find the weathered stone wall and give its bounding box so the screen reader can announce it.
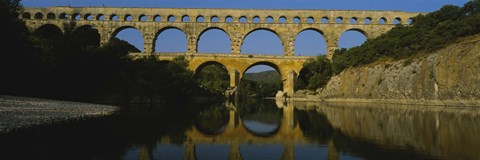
[311,35,480,106]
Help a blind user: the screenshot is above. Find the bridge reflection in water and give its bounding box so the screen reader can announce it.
[132,100,480,160]
[137,101,338,160]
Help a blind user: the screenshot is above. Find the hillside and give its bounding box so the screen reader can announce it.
[243,70,281,83]
[298,34,480,106]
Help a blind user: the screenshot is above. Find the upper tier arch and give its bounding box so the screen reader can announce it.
[21,7,424,59]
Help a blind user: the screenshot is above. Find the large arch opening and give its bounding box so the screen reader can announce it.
[239,62,282,99]
[338,29,367,49]
[294,29,327,56]
[113,27,144,52]
[197,28,231,53]
[241,29,283,55]
[194,61,230,95]
[73,25,100,47]
[32,24,63,53]
[155,27,187,53]
[33,24,63,39]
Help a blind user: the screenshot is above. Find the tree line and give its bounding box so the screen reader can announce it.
[0,0,215,104]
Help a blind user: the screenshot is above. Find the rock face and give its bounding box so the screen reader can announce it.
[315,36,480,106]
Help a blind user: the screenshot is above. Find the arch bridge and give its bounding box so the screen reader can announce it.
[21,7,423,96]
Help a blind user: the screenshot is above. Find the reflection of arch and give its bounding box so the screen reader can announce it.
[241,28,283,54]
[241,109,282,136]
[197,27,232,53]
[194,106,230,135]
[193,61,229,77]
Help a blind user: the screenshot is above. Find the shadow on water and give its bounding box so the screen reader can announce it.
[1,100,480,160]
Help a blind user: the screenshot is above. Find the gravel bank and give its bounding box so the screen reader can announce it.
[0,95,118,133]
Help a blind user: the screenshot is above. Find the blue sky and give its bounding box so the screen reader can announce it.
[22,0,470,72]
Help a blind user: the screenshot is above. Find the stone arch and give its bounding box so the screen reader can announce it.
[84,14,94,20]
[193,61,229,77]
[294,28,327,56]
[96,14,105,20]
[394,17,402,24]
[197,27,232,53]
[242,61,282,78]
[167,15,176,22]
[379,17,387,24]
[266,16,274,23]
[344,28,368,38]
[154,26,187,52]
[112,26,144,51]
[138,14,147,21]
[350,17,358,24]
[196,15,204,22]
[252,16,260,23]
[22,12,31,19]
[338,28,368,49]
[279,16,287,23]
[110,14,119,21]
[47,12,55,19]
[364,17,372,24]
[225,16,234,22]
[293,16,301,23]
[112,26,141,38]
[124,14,133,21]
[59,13,68,19]
[211,16,219,22]
[153,15,161,22]
[72,13,81,20]
[74,25,101,46]
[239,16,247,22]
[182,15,190,22]
[33,24,63,38]
[34,12,43,19]
[241,28,283,54]
[307,17,314,23]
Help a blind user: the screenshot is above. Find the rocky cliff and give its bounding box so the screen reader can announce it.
[301,35,480,106]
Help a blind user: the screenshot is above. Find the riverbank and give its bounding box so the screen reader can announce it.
[0,95,118,133]
[294,34,480,107]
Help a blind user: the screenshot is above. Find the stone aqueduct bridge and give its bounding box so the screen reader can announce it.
[22,7,422,95]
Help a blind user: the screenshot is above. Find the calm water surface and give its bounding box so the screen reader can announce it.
[1,100,479,160]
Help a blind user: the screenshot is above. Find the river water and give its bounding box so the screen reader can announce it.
[1,100,479,160]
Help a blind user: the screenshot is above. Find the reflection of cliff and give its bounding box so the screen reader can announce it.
[295,102,480,160]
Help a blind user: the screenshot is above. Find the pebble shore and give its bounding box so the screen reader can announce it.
[0,95,118,133]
